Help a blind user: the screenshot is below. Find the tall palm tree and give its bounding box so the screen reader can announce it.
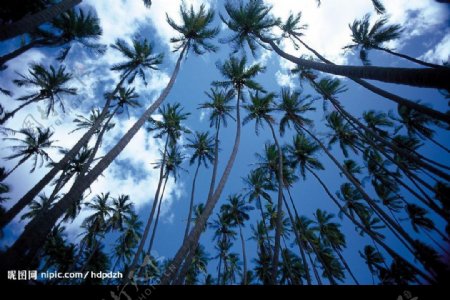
[221,194,253,284]
[220,0,450,89]
[325,111,360,158]
[165,56,265,284]
[20,194,56,221]
[242,91,287,282]
[0,0,82,41]
[359,245,385,284]
[0,7,104,66]
[0,4,220,272]
[2,127,58,180]
[183,131,214,241]
[405,204,449,244]
[1,64,77,125]
[185,244,209,285]
[344,14,443,68]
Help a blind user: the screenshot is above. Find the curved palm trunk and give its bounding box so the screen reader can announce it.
[147,173,169,254]
[238,224,248,285]
[127,135,169,282]
[183,160,201,242]
[268,120,285,284]
[416,131,450,154]
[160,88,242,285]
[0,0,82,41]
[0,97,41,125]
[282,193,313,285]
[306,166,435,283]
[375,46,447,69]
[2,155,30,181]
[259,35,450,90]
[0,45,187,273]
[295,37,450,124]
[0,39,48,67]
[0,70,131,230]
[207,120,221,202]
[332,245,359,285]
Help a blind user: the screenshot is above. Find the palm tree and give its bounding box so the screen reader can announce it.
[242,91,288,282]
[0,7,104,66]
[221,0,450,89]
[185,244,209,285]
[325,111,360,158]
[221,194,253,284]
[20,194,56,221]
[405,204,449,245]
[211,212,236,284]
[1,64,77,125]
[164,56,265,284]
[0,3,220,272]
[359,245,385,284]
[280,248,305,285]
[2,127,58,180]
[344,14,443,68]
[0,0,82,41]
[183,131,214,241]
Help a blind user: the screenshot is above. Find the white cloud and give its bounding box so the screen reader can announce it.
[275,70,295,89]
[420,31,450,64]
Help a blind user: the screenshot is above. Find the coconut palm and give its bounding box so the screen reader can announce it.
[221,194,253,284]
[359,245,385,284]
[0,0,83,42]
[221,0,450,89]
[1,64,77,125]
[344,14,443,68]
[183,131,214,241]
[2,127,58,180]
[20,194,56,221]
[185,244,209,285]
[165,56,265,284]
[326,111,360,158]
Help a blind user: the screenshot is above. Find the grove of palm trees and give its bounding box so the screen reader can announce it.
[0,0,449,290]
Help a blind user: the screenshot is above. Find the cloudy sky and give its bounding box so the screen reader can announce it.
[0,0,449,284]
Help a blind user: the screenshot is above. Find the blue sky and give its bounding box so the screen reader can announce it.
[0,0,449,284]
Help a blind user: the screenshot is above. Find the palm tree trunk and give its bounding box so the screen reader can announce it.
[183,160,201,242]
[0,97,41,125]
[0,39,48,67]
[207,120,221,202]
[259,35,450,90]
[238,224,248,285]
[0,0,82,41]
[0,70,131,230]
[0,45,188,273]
[267,121,284,285]
[217,252,223,285]
[423,230,450,256]
[282,193,313,285]
[375,46,447,69]
[160,87,242,285]
[332,245,359,285]
[147,173,169,254]
[416,131,450,154]
[306,166,435,283]
[306,248,322,285]
[3,155,30,180]
[296,37,450,124]
[127,135,169,282]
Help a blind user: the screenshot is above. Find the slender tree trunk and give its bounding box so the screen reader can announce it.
[375,46,447,69]
[0,39,48,67]
[268,121,284,285]
[0,70,131,230]
[423,230,450,256]
[306,249,322,285]
[0,0,82,41]
[0,97,42,125]
[183,160,201,242]
[296,37,450,124]
[147,174,169,254]
[217,250,223,285]
[332,245,359,285]
[0,45,187,273]
[238,224,248,285]
[259,35,450,90]
[306,166,434,283]
[2,155,29,180]
[416,131,450,154]
[207,120,221,202]
[160,87,242,285]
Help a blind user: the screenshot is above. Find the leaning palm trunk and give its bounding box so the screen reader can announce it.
[147,173,169,254]
[0,45,187,272]
[295,37,450,124]
[268,122,285,284]
[373,46,447,69]
[305,162,434,282]
[258,35,450,90]
[183,160,201,242]
[238,224,248,285]
[160,89,242,285]
[0,96,42,125]
[0,39,48,67]
[0,70,132,230]
[332,245,359,285]
[2,155,30,181]
[0,0,82,41]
